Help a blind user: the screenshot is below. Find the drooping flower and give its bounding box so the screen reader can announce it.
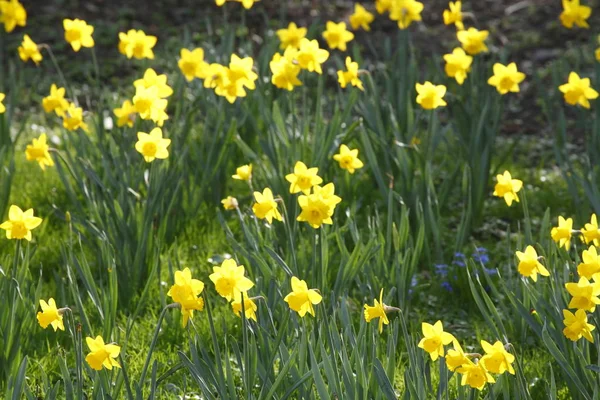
[36,298,65,331]
[18,34,42,65]
[25,134,54,171]
[480,340,515,375]
[565,277,600,312]
[389,0,424,29]
[285,161,323,195]
[457,359,495,391]
[551,216,574,250]
[63,18,94,52]
[563,309,595,342]
[578,245,600,279]
[232,164,252,181]
[167,267,205,327]
[493,170,523,206]
[457,27,489,55]
[337,57,364,91]
[415,82,447,110]
[558,72,599,109]
[333,144,364,174]
[560,0,591,29]
[0,205,42,241]
[252,188,282,223]
[515,246,549,282]
[62,103,89,132]
[284,276,322,317]
[135,127,171,162]
[417,320,455,361]
[581,214,600,246]
[350,4,375,31]
[118,29,157,60]
[276,22,307,50]
[487,62,526,95]
[231,293,258,322]
[270,48,302,91]
[443,1,464,30]
[85,336,121,371]
[443,47,472,85]
[0,0,26,32]
[221,196,239,210]
[296,38,330,74]
[178,48,209,82]
[363,289,390,333]
[322,21,354,52]
[42,84,69,116]
[209,259,254,302]
[445,340,469,371]
[113,99,136,128]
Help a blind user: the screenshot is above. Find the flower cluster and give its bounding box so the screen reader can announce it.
[41,84,88,132]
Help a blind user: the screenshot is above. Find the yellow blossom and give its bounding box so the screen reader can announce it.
[25,134,54,171]
[134,68,173,98]
[232,164,252,181]
[118,29,157,60]
[285,161,323,194]
[63,18,94,52]
[487,62,526,95]
[551,216,574,250]
[443,1,464,30]
[132,85,168,126]
[62,103,88,132]
[417,320,454,360]
[284,276,322,317]
[113,100,136,128]
[0,93,4,113]
[390,0,424,29]
[563,309,595,342]
[296,38,330,74]
[36,298,65,331]
[297,183,342,228]
[270,48,302,91]
[231,293,258,322]
[565,277,600,312]
[457,359,495,391]
[42,84,69,116]
[322,21,354,52]
[276,22,307,50]
[457,27,489,55]
[337,57,364,90]
[252,188,282,223]
[416,81,447,110]
[204,63,228,90]
[85,336,121,371]
[350,4,375,31]
[333,144,364,173]
[560,0,591,29]
[363,289,390,333]
[178,48,209,82]
[558,72,599,109]
[18,34,42,65]
[209,259,254,302]
[582,214,600,246]
[578,245,600,279]
[493,170,522,206]
[376,0,392,14]
[135,127,171,162]
[167,267,205,327]
[480,340,515,375]
[0,0,26,32]
[221,196,239,210]
[233,0,259,9]
[443,47,472,85]
[446,340,469,371]
[516,246,549,282]
[0,205,42,241]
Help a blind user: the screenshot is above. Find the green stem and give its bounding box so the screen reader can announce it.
[41,45,72,98]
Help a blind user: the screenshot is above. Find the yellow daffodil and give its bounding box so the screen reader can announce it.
[551,216,574,250]
[285,161,323,194]
[0,93,5,113]
[443,47,472,85]
[375,0,392,14]
[0,205,42,241]
[134,68,173,98]
[297,183,342,228]
[416,81,447,110]
[417,320,455,360]
[0,0,26,32]
[209,258,254,301]
[457,359,495,390]
[42,84,69,116]
[25,134,54,171]
[284,276,322,317]
[63,18,94,52]
[582,214,600,246]
[296,38,330,74]
[276,22,307,49]
[445,340,469,371]
[516,246,549,282]
[118,29,157,60]
[178,48,209,82]
[113,99,136,128]
[578,245,600,279]
[252,188,282,223]
[350,4,375,31]
[563,309,595,342]
[18,34,42,65]
[232,164,252,180]
[337,57,364,90]
[565,277,600,312]
[389,0,424,29]
[62,103,89,132]
[493,170,522,206]
[36,298,65,331]
[270,48,302,91]
[487,62,526,95]
[560,0,591,29]
[228,54,258,91]
[333,144,364,173]
[221,196,239,210]
[85,336,121,370]
[132,86,168,126]
[443,1,464,30]
[233,0,259,9]
[135,127,171,162]
[363,289,391,333]
[480,340,515,375]
[559,72,599,109]
[596,48,600,62]
[167,267,205,327]
[322,21,354,52]
[457,27,488,55]
[231,293,258,322]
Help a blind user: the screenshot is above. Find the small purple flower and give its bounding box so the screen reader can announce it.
[441,281,453,292]
[452,252,466,267]
[434,264,449,277]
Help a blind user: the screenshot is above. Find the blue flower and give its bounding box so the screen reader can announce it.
[434,264,449,277]
[472,247,490,264]
[483,267,498,276]
[441,281,453,292]
[452,252,466,267]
